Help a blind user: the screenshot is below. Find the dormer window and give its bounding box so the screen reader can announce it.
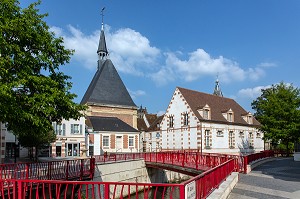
[198,104,211,120]
[222,109,234,122]
[203,109,209,119]
[247,116,253,124]
[228,113,233,122]
[242,112,253,124]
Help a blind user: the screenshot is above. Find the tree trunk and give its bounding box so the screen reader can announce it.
[286,142,290,157]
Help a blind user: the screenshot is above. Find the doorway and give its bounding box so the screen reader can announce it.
[116,136,122,152]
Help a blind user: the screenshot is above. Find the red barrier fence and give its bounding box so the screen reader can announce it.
[182,158,236,198]
[0,151,273,198]
[93,152,241,172]
[0,158,235,199]
[0,158,95,180]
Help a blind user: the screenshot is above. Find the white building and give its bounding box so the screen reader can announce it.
[51,117,86,158]
[160,86,264,154]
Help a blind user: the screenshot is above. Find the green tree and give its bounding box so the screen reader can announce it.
[0,0,86,159]
[251,82,300,156]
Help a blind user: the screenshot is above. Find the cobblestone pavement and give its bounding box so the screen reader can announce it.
[228,157,300,199]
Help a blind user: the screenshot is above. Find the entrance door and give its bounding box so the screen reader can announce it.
[56,146,61,157]
[116,136,122,152]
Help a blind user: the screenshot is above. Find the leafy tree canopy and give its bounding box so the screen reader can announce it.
[0,0,86,147]
[251,82,300,153]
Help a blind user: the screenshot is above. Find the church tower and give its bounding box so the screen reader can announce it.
[81,10,138,128]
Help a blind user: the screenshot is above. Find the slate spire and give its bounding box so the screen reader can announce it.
[97,7,108,64]
[80,8,137,109]
[213,77,223,97]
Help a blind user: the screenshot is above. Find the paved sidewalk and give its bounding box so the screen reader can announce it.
[228,157,300,199]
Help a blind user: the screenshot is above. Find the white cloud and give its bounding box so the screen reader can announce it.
[128,89,146,99]
[238,85,272,99]
[157,110,165,116]
[51,25,271,86]
[257,62,277,68]
[50,25,160,75]
[151,49,268,85]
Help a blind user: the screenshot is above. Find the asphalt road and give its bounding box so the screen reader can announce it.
[228,157,300,199]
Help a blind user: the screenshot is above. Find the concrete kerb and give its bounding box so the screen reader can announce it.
[245,157,275,174]
[207,172,239,199]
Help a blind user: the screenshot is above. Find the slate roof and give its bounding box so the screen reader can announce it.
[178,87,260,127]
[80,59,137,108]
[86,116,139,132]
[97,29,108,54]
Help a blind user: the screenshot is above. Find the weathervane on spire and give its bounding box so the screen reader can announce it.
[101,7,105,30]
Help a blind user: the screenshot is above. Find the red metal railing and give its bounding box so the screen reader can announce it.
[0,157,236,199]
[93,152,144,163]
[243,150,274,173]
[0,158,95,180]
[182,158,236,198]
[0,151,273,198]
[93,151,241,172]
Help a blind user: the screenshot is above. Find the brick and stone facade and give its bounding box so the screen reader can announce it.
[160,87,264,154]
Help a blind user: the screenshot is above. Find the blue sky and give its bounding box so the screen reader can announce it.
[21,0,300,115]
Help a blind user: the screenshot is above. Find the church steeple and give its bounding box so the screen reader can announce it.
[97,7,108,65]
[213,77,223,97]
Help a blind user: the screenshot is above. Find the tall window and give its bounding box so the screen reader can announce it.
[56,124,66,136]
[205,130,210,147]
[71,124,82,134]
[247,116,253,124]
[239,131,244,139]
[229,131,234,148]
[169,116,174,128]
[53,123,65,136]
[249,132,254,147]
[228,113,233,122]
[103,136,109,147]
[129,136,134,147]
[203,109,209,119]
[183,112,189,126]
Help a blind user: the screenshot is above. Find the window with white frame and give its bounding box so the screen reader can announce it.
[217,130,223,137]
[229,131,235,148]
[53,123,66,136]
[239,131,244,139]
[205,130,210,148]
[129,136,134,147]
[247,116,253,124]
[203,109,209,120]
[256,132,261,138]
[228,113,233,122]
[103,136,109,147]
[71,124,82,134]
[249,132,254,147]
[169,115,174,128]
[183,112,189,126]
